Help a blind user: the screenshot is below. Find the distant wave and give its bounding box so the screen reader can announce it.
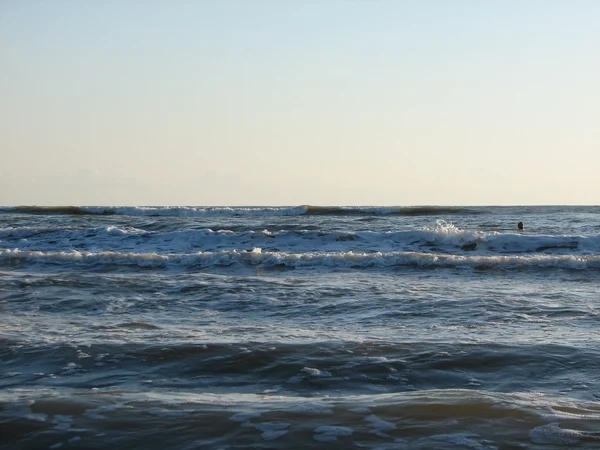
[302,205,485,216]
[10,205,98,215]
[2,205,485,218]
[2,248,599,271]
[2,205,308,217]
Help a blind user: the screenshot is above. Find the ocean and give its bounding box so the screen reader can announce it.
[2,205,600,449]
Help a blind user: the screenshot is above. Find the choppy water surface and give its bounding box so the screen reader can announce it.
[2,205,600,449]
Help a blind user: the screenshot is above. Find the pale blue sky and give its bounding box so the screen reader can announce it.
[2,0,599,205]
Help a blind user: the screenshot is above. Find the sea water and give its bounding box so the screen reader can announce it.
[2,205,600,449]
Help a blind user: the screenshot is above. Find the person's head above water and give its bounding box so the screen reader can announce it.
[517,222,524,230]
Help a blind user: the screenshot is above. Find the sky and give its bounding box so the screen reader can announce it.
[1,0,599,206]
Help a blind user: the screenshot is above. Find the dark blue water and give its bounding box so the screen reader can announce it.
[2,205,600,448]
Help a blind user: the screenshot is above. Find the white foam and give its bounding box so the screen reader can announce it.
[422,221,478,244]
[430,432,498,450]
[52,414,73,431]
[529,423,584,445]
[25,413,48,422]
[253,422,289,441]
[541,410,594,421]
[144,407,188,417]
[285,402,333,415]
[61,362,82,375]
[83,404,130,420]
[365,414,396,436]
[313,425,353,442]
[349,407,371,414]
[301,367,332,377]
[229,411,262,422]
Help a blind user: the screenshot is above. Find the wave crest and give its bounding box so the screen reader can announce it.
[2,248,598,271]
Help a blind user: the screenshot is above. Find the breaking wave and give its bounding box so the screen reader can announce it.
[1,221,599,255]
[2,248,599,271]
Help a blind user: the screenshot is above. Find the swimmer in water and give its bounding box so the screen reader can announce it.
[517,221,524,230]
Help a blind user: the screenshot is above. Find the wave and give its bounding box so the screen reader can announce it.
[2,205,486,218]
[303,205,485,216]
[10,205,96,215]
[2,222,599,255]
[3,205,307,217]
[4,338,600,449]
[4,340,599,389]
[2,248,599,271]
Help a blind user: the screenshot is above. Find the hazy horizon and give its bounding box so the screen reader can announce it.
[2,1,599,206]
